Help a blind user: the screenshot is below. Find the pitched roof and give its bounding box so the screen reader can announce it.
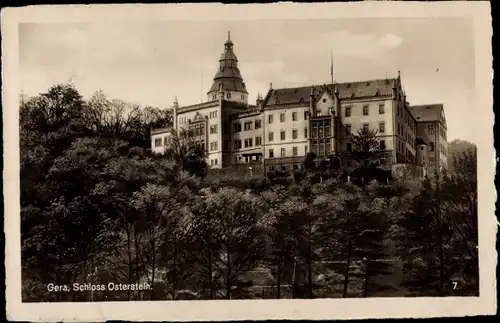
[263,78,396,107]
[409,104,444,123]
[208,34,248,94]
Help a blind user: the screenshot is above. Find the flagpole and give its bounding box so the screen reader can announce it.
[201,74,204,103]
[330,50,334,85]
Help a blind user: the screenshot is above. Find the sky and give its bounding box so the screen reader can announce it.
[19,17,475,142]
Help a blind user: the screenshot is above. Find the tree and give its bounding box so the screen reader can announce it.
[350,127,384,169]
[447,139,477,172]
[396,168,458,296]
[260,186,307,298]
[440,149,478,295]
[317,182,391,298]
[303,152,317,171]
[165,128,207,177]
[195,187,267,299]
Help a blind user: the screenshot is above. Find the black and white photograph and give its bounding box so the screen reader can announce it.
[3,2,495,321]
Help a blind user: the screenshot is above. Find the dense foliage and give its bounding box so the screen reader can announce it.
[20,84,479,301]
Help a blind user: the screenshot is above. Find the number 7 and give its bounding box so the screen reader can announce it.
[453,281,458,290]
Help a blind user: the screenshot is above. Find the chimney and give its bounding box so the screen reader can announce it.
[392,79,397,99]
[269,82,273,90]
[309,87,316,116]
[173,96,179,131]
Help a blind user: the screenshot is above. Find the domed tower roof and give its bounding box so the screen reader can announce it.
[208,31,248,95]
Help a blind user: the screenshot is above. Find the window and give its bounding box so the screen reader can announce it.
[244,122,253,131]
[210,125,218,134]
[200,140,205,150]
[318,125,324,138]
[379,104,385,114]
[428,125,435,135]
[363,105,369,116]
[292,129,298,139]
[319,141,325,155]
[345,106,351,117]
[325,124,330,136]
[255,136,262,146]
[269,132,274,142]
[292,112,298,121]
[380,140,386,150]
[154,138,162,147]
[268,114,274,123]
[316,110,322,117]
[280,113,285,122]
[304,128,308,138]
[379,122,385,133]
[269,149,274,158]
[241,95,245,100]
[234,140,242,149]
[304,111,308,120]
[255,119,261,129]
[280,131,286,140]
[210,141,218,151]
[346,143,352,152]
[245,138,253,148]
[363,123,369,131]
[281,148,286,157]
[329,108,335,116]
[430,142,435,152]
[293,147,298,156]
[345,124,351,135]
[305,146,308,154]
[163,136,169,146]
[233,123,242,133]
[226,92,231,99]
[312,126,318,138]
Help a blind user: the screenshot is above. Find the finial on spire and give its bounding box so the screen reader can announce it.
[397,70,401,79]
[174,95,178,104]
[228,30,231,41]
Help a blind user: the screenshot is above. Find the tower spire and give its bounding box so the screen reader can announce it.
[207,32,248,103]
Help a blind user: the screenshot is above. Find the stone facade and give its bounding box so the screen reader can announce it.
[151,33,448,173]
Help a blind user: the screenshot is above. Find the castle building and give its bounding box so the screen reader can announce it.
[151,33,448,173]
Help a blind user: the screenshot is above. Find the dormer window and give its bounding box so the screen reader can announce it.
[366,82,370,86]
[299,97,305,103]
[346,83,351,88]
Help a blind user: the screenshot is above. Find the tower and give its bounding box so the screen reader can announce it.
[207,31,249,103]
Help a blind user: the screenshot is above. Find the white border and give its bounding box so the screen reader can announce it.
[2,2,496,322]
